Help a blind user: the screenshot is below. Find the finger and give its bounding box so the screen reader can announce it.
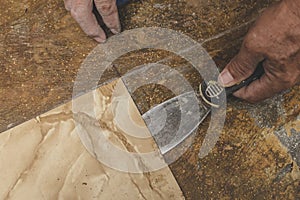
[233,60,294,103]
[218,40,264,87]
[64,0,72,11]
[94,0,121,34]
[70,0,106,42]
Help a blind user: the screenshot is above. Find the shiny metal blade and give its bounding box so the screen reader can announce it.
[142,91,210,154]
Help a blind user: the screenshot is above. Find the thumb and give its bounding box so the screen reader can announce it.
[218,45,264,87]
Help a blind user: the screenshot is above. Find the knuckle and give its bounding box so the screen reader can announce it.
[95,0,116,15]
[268,66,297,87]
[100,4,112,13]
[70,6,86,19]
[243,37,254,51]
[243,32,257,50]
[265,69,292,89]
[228,60,253,80]
[243,31,265,53]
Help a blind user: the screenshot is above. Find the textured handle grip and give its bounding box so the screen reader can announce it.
[199,62,265,107]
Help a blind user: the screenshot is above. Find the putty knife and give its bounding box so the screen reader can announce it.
[142,63,265,154]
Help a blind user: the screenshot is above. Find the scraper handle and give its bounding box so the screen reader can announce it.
[199,62,265,107]
[225,62,265,95]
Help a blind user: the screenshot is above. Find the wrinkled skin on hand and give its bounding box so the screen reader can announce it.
[64,0,121,43]
[219,0,300,103]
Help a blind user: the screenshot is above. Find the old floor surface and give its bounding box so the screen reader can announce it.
[1,0,299,199]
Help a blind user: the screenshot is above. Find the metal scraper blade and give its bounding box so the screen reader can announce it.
[142,91,210,154]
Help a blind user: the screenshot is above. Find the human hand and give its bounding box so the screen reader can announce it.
[218,0,300,103]
[64,0,121,43]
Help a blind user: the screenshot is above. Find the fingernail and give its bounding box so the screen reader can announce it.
[219,69,234,86]
[94,37,106,43]
[111,28,121,34]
